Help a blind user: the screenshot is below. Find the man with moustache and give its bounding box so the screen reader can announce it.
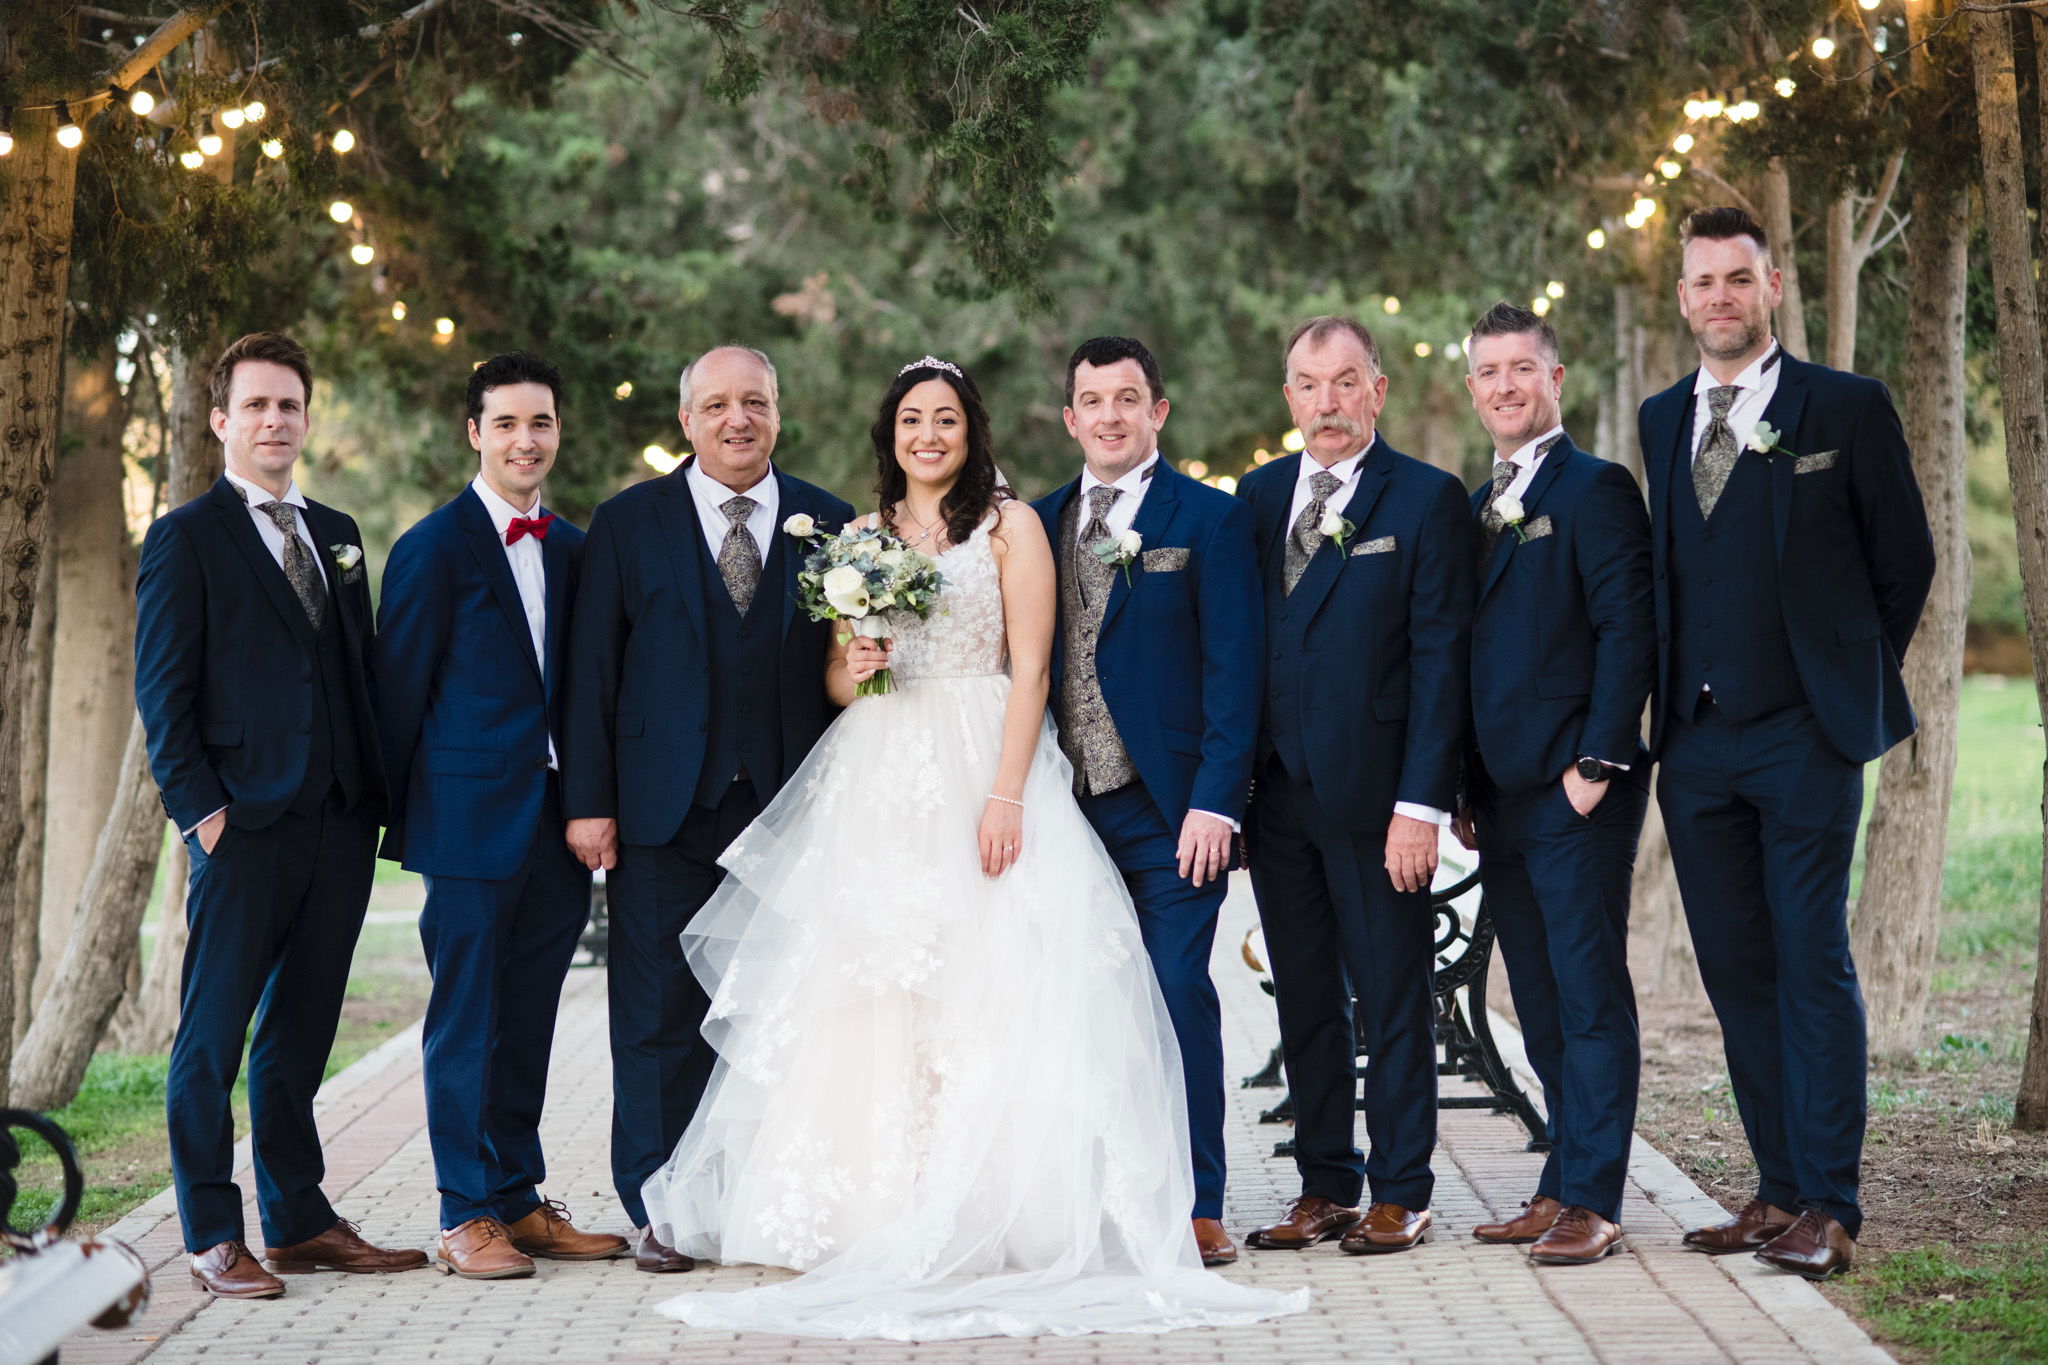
[375,352,626,1279]
[135,332,426,1298]
[1030,336,1262,1267]
[1235,316,1472,1256]
[1642,207,1933,1279]
[564,345,854,1272]
[1450,303,1655,1265]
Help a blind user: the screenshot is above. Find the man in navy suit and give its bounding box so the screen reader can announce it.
[1236,316,1473,1256]
[564,345,854,1272]
[1449,303,1655,1265]
[134,332,427,1299]
[1643,208,1934,1280]
[375,352,627,1279]
[1030,336,1262,1268]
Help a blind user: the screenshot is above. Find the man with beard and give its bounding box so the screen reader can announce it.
[1640,207,1933,1279]
[1235,316,1472,1256]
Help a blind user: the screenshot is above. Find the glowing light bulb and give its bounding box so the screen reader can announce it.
[331,128,355,153]
[1546,281,1565,300]
[1382,296,1401,315]
[1215,476,1238,494]
[614,381,634,399]
[1700,99,1724,119]
[127,87,155,116]
[1860,0,1879,8]
[1185,460,1210,479]
[1413,342,1432,358]
[198,129,222,156]
[1811,36,1836,59]
[261,138,283,159]
[1586,228,1606,250]
[220,106,245,130]
[179,149,203,169]
[1445,341,1462,358]
[391,301,408,321]
[1672,133,1695,153]
[0,110,13,157]
[350,243,375,265]
[1532,297,1552,317]
[1776,77,1797,98]
[56,103,83,149]
[435,317,455,336]
[643,445,680,473]
[329,200,354,223]
[1684,100,1704,120]
[1282,428,1306,453]
[1738,100,1760,120]
[243,100,266,122]
[1634,196,1658,218]
[1660,160,1682,179]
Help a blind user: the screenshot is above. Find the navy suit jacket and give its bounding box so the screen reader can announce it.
[1238,438,1474,829]
[1467,436,1655,799]
[1031,464,1263,826]
[1640,353,1935,763]
[134,475,386,833]
[562,460,854,847]
[372,486,584,880]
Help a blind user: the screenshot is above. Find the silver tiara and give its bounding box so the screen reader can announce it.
[898,355,963,379]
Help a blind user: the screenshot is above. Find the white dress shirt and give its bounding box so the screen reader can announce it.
[1286,444,1445,827]
[686,459,779,560]
[1689,341,1782,463]
[223,469,329,589]
[1073,451,1161,540]
[1489,423,1565,502]
[471,475,556,768]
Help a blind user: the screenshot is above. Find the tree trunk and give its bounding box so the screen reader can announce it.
[1852,188,1969,1057]
[1971,7,2048,1131]
[1610,284,1645,484]
[34,342,137,1009]
[113,840,186,1055]
[11,546,54,1051]
[1760,157,1811,359]
[1825,192,1860,371]
[1628,789,1706,1002]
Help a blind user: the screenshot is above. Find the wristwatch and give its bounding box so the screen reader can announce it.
[1574,756,1613,783]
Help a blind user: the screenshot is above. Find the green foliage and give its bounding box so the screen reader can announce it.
[1859,1237,2048,1365]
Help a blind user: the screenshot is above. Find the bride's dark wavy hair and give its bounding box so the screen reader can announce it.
[871,361,1011,547]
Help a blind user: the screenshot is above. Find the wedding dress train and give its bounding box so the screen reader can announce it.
[641,515,1306,1339]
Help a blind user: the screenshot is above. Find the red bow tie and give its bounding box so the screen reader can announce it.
[506,513,554,546]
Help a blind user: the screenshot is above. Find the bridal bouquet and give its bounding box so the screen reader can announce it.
[792,521,946,696]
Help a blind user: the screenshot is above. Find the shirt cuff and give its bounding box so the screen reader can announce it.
[1589,758,1631,772]
[183,805,228,838]
[1393,802,1449,827]
[1189,808,1242,835]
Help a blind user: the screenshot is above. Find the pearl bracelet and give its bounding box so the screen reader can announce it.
[987,794,1024,808]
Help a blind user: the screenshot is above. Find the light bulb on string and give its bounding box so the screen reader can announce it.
[1736,100,1760,120]
[1684,99,1704,119]
[1776,77,1797,98]
[1859,0,1878,10]
[0,108,13,157]
[56,102,83,149]
[1545,281,1565,300]
[180,147,203,169]
[1531,296,1552,317]
[1586,227,1606,250]
[435,317,455,336]
[350,243,375,265]
[614,381,634,399]
[198,116,222,157]
[329,200,354,223]
[220,106,245,130]
[121,85,155,117]
[331,128,356,153]
[1634,196,1658,218]
[391,301,408,321]
[1700,98,1723,118]
[1413,342,1432,358]
[1660,160,1682,179]
[1672,132,1694,153]
[261,138,283,159]
[1811,36,1836,59]
[1382,296,1401,315]
[243,100,266,123]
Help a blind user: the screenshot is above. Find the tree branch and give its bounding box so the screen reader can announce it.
[1855,147,1908,256]
[1688,163,1762,220]
[105,0,234,96]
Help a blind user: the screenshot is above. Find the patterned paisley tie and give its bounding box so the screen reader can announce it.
[1691,385,1742,519]
[257,501,327,630]
[1475,458,1520,566]
[717,495,761,613]
[1283,470,1344,596]
[1076,485,1121,608]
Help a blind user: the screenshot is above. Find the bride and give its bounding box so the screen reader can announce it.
[640,357,1307,1340]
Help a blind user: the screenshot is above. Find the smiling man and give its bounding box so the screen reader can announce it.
[563,344,852,1270]
[373,351,625,1278]
[134,332,424,1298]
[1641,207,1934,1280]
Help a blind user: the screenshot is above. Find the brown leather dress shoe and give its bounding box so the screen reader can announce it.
[436,1217,536,1280]
[1193,1218,1238,1266]
[507,1199,631,1261]
[265,1219,429,1274]
[191,1240,285,1299]
[1754,1210,1855,1281]
[1243,1195,1364,1250]
[1338,1203,1434,1254]
[1473,1195,1561,1245]
[635,1228,696,1273]
[1681,1198,1797,1254]
[1527,1206,1624,1265]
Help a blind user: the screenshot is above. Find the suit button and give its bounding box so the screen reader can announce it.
[534,757,548,770]
[1656,570,1667,581]
[1658,632,1670,643]
[296,721,311,734]
[300,669,312,682]
[699,720,709,733]
[1271,651,1282,662]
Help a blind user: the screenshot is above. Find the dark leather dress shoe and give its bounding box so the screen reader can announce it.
[1193,1218,1238,1266]
[1473,1195,1561,1245]
[1339,1203,1433,1254]
[265,1219,428,1274]
[191,1240,285,1299]
[1754,1210,1855,1280]
[1244,1195,1363,1249]
[1682,1198,1797,1254]
[1527,1206,1624,1265]
[636,1228,696,1273]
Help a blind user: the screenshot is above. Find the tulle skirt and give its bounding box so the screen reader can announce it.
[641,672,1308,1339]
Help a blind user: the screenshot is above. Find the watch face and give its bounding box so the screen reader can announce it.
[1576,757,1607,781]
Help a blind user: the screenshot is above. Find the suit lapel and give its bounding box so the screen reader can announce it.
[772,467,809,639]
[1478,438,1571,603]
[653,462,709,654]
[211,477,318,651]
[1099,463,1179,636]
[1290,440,1392,622]
[541,510,571,699]
[1253,455,1297,572]
[1758,357,1810,560]
[457,487,544,685]
[1042,477,1083,678]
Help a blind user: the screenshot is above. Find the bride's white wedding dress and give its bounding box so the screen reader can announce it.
[642,514,1307,1340]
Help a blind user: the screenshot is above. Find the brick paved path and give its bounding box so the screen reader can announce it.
[67,879,1891,1364]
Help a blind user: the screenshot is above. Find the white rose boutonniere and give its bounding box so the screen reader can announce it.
[782,512,817,539]
[1494,493,1530,544]
[1745,420,1793,458]
[1091,528,1144,587]
[1317,506,1357,561]
[330,543,365,583]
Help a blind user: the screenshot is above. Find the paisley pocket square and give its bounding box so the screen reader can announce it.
[1794,450,1839,474]
[1521,515,1554,541]
[1351,536,1397,557]
[1141,547,1189,572]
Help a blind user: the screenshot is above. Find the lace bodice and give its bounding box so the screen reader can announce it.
[882,514,1006,681]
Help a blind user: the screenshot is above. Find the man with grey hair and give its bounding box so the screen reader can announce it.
[564,344,853,1272]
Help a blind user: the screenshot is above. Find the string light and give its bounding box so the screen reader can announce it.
[1776,77,1797,98]
[1185,460,1210,479]
[1214,476,1238,495]
[1413,342,1432,358]
[179,148,203,169]
[1445,341,1462,359]
[1634,197,1657,218]
[1859,0,1878,10]
[350,243,375,265]
[0,109,12,157]
[1672,132,1695,153]
[435,317,455,335]
[1282,428,1307,453]
[1586,227,1606,250]
[1531,296,1552,317]
[1811,36,1836,59]
[391,301,408,320]
[198,115,222,157]
[261,138,283,158]
[219,105,245,130]
[331,128,356,153]
[55,102,83,149]
[121,85,155,116]
[1735,100,1760,120]
[242,100,266,122]
[329,200,354,223]
[1545,281,1565,299]
[1660,160,1682,179]
[1700,98,1724,119]
[614,381,634,399]
[643,444,681,473]
[1684,99,1704,119]
[1382,296,1401,315]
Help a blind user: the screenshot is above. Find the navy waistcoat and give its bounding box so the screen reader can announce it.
[692,530,787,808]
[1667,450,1803,722]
